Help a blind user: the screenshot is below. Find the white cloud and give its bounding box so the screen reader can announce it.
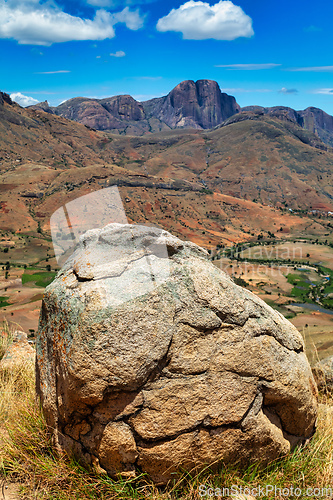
[0,0,144,46]
[112,7,145,30]
[278,87,298,94]
[156,0,253,41]
[312,89,333,95]
[287,66,333,72]
[10,92,39,106]
[110,50,126,57]
[216,63,280,70]
[35,70,71,74]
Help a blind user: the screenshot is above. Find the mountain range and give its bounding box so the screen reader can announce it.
[1,85,333,255]
[28,79,333,147]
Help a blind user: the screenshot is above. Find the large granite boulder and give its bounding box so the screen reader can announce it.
[36,224,317,484]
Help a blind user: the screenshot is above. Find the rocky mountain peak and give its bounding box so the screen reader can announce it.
[31,100,54,114]
[145,79,240,129]
[99,95,145,122]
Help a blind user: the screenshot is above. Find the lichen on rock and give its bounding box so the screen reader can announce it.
[36,223,318,484]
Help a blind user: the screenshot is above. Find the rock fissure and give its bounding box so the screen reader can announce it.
[134,420,245,447]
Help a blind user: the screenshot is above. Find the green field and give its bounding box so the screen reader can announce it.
[21,271,57,288]
[0,296,10,308]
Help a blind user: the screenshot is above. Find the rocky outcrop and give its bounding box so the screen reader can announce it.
[240,105,333,147]
[55,95,147,130]
[29,100,54,114]
[299,107,333,147]
[23,82,333,145]
[0,92,13,106]
[99,95,145,122]
[29,80,240,135]
[143,79,240,129]
[36,224,317,484]
[55,97,122,131]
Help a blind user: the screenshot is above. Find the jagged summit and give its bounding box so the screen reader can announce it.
[24,79,333,146]
[28,79,239,135]
[142,79,240,129]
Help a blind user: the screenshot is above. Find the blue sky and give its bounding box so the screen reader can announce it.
[1,0,333,114]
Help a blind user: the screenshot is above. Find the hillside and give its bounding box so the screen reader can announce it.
[1,90,333,261]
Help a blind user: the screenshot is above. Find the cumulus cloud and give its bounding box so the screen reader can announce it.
[10,92,39,106]
[216,63,280,70]
[110,50,126,56]
[279,87,298,94]
[0,0,144,45]
[156,0,254,40]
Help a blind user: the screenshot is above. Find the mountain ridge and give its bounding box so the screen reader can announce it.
[27,79,333,147]
[1,89,333,254]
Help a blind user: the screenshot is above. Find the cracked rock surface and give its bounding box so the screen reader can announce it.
[36,223,318,484]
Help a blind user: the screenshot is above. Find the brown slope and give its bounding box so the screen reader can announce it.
[0,92,332,259]
[242,105,333,148]
[106,113,333,211]
[0,92,119,170]
[1,161,326,255]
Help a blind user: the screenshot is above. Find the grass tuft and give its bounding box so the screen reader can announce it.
[0,319,14,361]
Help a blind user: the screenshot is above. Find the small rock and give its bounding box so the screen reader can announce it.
[0,330,35,369]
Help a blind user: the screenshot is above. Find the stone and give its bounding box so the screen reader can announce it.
[145,79,240,129]
[0,330,34,369]
[36,223,318,484]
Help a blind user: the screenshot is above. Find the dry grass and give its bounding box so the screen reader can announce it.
[0,319,14,361]
[1,335,333,498]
